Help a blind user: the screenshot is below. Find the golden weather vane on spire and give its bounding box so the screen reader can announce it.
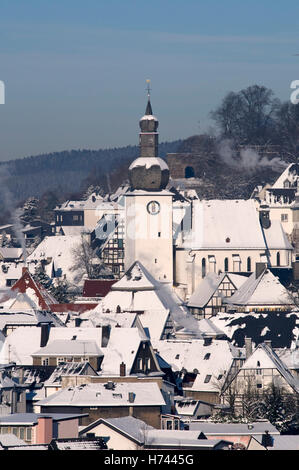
[146,79,151,99]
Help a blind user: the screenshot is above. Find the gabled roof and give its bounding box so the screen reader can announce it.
[187,272,247,309]
[271,163,298,189]
[99,327,160,376]
[181,199,292,250]
[45,362,98,386]
[239,342,299,393]
[224,269,294,307]
[26,235,83,284]
[111,261,159,291]
[188,272,224,308]
[11,268,57,310]
[80,416,154,444]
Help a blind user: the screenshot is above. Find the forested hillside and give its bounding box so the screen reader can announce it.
[0,140,182,204]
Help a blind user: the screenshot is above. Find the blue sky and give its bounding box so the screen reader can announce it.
[0,0,299,160]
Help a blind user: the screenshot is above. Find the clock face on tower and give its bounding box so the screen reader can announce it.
[147,200,160,215]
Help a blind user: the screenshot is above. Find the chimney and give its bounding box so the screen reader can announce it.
[40,323,50,348]
[75,318,82,328]
[261,430,273,448]
[104,381,115,390]
[245,337,253,359]
[35,416,53,444]
[255,262,266,279]
[120,362,126,377]
[101,325,111,348]
[22,266,28,276]
[264,340,272,349]
[203,338,212,346]
[128,392,135,403]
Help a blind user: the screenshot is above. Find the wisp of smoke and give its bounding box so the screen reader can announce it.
[0,164,27,262]
[217,139,287,173]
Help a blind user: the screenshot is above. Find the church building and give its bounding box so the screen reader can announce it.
[122,91,293,301]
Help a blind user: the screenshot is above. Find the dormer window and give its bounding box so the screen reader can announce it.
[283,179,290,188]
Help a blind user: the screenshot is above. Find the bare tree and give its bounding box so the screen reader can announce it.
[70,235,112,281]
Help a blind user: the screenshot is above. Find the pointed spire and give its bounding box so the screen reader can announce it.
[145,99,153,115]
[145,79,153,115]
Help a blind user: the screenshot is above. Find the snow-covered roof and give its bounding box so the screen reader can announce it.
[187,272,248,309]
[0,434,26,447]
[205,311,299,349]
[92,261,201,339]
[0,307,61,331]
[276,347,299,371]
[55,193,104,212]
[111,261,158,291]
[99,327,155,376]
[181,199,291,250]
[271,163,298,189]
[174,398,206,417]
[26,235,84,284]
[239,343,299,393]
[0,262,24,288]
[32,339,103,358]
[263,219,293,250]
[145,430,208,447]
[224,269,294,307]
[0,326,110,365]
[81,416,154,444]
[137,309,174,341]
[45,362,98,386]
[254,434,299,450]
[77,310,138,329]
[36,381,165,407]
[196,318,227,339]
[188,272,223,308]
[0,248,23,259]
[189,420,279,435]
[153,339,238,392]
[0,412,85,425]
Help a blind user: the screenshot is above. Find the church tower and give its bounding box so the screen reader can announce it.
[125,84,173,284]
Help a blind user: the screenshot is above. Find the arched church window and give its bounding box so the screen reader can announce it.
[224,258,229,272]
[185,166,195,178]
[247,257,251,272]
[276,252,280,266]
[202,258,206,278]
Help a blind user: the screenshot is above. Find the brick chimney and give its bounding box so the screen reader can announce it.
[245,337,253,359]
[22,266,28,276]
[120,362,126,377]
[35,416,53,444]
